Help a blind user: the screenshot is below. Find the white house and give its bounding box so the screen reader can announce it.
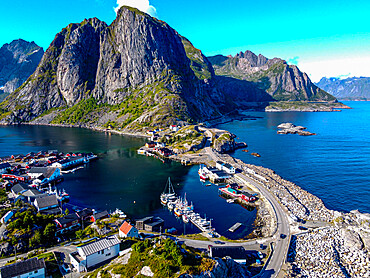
[0,257,46,278]
[169,125,179,132]
[215,161,235,174]
[69,235,120,272]
[34,195,59,212]
[27,167,61,184]
[119,221,139,238]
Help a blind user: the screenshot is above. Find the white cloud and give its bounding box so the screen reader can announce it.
[296,56,370,82]
[114,0,157,17]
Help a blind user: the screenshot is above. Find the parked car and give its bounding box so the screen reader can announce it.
[298,226,308,230]
[280,233,287,239]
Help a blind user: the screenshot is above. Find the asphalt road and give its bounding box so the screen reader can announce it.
[237,173,290,278]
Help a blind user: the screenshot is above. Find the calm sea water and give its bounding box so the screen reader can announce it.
[218,101,370,213]
[0,125,255,239]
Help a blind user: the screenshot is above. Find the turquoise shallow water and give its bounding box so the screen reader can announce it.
[0,125,256,239]
[218,101,370,213]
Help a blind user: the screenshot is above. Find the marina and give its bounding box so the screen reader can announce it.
[160,177,220,237]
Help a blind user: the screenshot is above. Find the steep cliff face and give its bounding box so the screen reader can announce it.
[208,50,336,102]
[0,39,43,101]
[316,77,370,100]
[1,6,226,128]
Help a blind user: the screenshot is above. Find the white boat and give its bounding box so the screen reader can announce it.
[226,199,234,203]
[113,208,127,218]
[160,177,176,205]
[167,202,174,210]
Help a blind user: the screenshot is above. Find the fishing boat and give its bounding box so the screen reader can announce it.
[198,165,209,180]
[160,177,176,205]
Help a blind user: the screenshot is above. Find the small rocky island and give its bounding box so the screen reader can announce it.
[277,123,316,136]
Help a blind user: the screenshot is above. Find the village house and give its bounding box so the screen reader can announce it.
[119,221,139,238]
[157,147,172,157]
[76,208,94,221]
[215,161,236,174]
[34,195,61,214]
[0,257,46,278]
[135,216,164,232]
[55,213,80,234]
[2,173,30,182]
[69,235,121,272]
[22,188,47,203]
[27,167,61,184]
[52,157,85,170]
[209,246,247,264]
[145,141,156,148]
[10,183,29,196]
[91,210,109,222]
[0,163,11,174]
[169,125,179,132]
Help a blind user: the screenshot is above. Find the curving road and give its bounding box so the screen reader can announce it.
[237,173,290,278]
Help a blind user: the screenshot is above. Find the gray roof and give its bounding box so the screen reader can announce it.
[11,183,28,194]
[79,235,120,256]
[22,188,43,197]
[28,167,57,178]
[0,258,45,278]
[0,162,11,170]
[35,195,58,209]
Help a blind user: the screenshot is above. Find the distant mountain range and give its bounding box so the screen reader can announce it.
[0,39,44,102]
[315,77,370,100]
[0,6,340,129]
[208,51,335,102]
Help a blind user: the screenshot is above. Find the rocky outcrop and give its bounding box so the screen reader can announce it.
[316,76,370,100]
[179,258,249,278]
[0,6,228,128]
[277,122,316,136]
[208,50,336,102]
[213,132,236,153]
[0,39,43,101]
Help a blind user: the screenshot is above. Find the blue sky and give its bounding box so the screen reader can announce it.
[1,0,369,81]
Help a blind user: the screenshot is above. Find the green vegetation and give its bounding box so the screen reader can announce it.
[181,37,212,80]
[111,238,215,277]
[5,207,59,248]
[51,98,106,124]
[265,101,339,111]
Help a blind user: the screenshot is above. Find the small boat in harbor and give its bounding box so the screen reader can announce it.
[226,199,234,203]
[160,177,176,205]
[198,165,209,180]
[113,208,127,218]
[182,214,189,223]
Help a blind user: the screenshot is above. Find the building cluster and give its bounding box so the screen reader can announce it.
[287,227,370,278]
[244,164,334,222]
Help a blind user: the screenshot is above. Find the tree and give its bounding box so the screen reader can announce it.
[29,230,42,248]
[65,208,69,215]
[75,230,84,240]
[43,223,56,244]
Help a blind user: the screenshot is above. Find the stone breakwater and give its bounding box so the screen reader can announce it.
[286,227,370,277]
[242,163,335,222]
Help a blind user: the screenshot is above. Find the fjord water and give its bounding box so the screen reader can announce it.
[218,101,370,213]
[0,125,255,239]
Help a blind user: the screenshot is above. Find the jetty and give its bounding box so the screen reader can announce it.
[228,222,242,232]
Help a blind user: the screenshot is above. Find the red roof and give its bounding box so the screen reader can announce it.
[119,221,133,235]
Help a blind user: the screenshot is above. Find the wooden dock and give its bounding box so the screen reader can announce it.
[228,222,242,232]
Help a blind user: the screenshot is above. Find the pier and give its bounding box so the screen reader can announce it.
[228,222,242,232]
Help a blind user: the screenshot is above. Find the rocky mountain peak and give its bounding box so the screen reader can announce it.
[0,39,43,100]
